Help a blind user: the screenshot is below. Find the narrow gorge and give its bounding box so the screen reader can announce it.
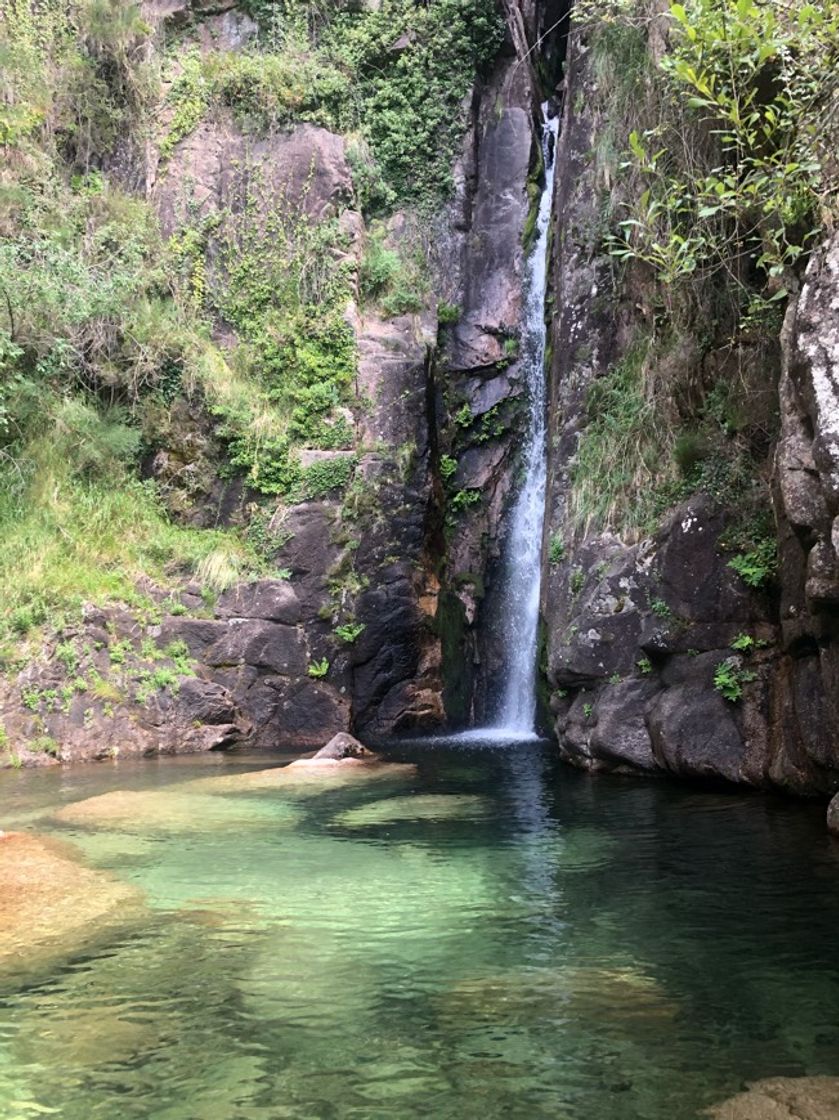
[3,0,839,826]
[3,2,839,1117]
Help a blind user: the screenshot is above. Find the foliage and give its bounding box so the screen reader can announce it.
[728,540,776,588]
[160,0,504,210]
[650,598,671,618]
[294,455,356,500]
[450,489,482,513]
[713,654,756,701]
[321,0,505,207]
[189,180,357,496]
[637,657,652,674]
[548,535,565,564]
[437,301,461,324]
[570,337,668,533]
[731,632,754,651]
[439,455,458,481]
[334,621,365,644]
[307,657,329,678]
[358,223,427,317]
[609,1,838,300]
[0,435,257,639]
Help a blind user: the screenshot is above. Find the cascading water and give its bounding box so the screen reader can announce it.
[491,103,559,736]
[439,103,558,747]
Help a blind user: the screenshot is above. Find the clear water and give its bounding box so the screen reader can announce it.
[2,742,839,1119]
[495,105,560,734]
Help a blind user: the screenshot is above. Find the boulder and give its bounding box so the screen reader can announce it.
[311,732,372,760]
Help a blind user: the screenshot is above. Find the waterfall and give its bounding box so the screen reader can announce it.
[493,103,559,735]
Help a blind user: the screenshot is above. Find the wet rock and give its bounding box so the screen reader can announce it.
[247,677,351,749]
[587,679,659,772]
[313,732,371,760]
[448,104,532,371]
[706,1076,839,1119]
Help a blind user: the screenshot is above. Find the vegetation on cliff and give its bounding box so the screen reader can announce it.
[0,0,504,645]
[569,0,838,572]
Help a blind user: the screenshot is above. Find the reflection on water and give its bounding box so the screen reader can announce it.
[1,741,839,1119]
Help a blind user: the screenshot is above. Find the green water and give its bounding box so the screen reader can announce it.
[2,740,839,1119]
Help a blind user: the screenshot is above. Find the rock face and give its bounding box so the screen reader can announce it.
[540,25,839,801]
[771,236,839,793]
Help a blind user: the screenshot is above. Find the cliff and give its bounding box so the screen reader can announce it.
[3,0,839,829]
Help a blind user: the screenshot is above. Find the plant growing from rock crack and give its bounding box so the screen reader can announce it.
[549,535,565,565]
[307,657,330,678]
[728,541,776,589]
[731,633,754,652]
[334,621,365,644]
[714,656,756,702]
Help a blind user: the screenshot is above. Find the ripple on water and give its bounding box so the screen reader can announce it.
[1,742,839,1120]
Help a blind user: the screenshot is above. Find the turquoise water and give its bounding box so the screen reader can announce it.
[2,740,839,1119]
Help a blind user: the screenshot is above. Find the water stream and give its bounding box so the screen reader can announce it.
[493,103,559,735]
[2,744,839,1119]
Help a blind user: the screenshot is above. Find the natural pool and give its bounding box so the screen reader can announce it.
[1,738,839,1119]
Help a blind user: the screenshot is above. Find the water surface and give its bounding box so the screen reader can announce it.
[1,740,839,1119]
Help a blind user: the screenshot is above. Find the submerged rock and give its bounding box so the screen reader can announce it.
[184,759,417,796]
[706,1076,839,1119]
[334,793,490,827]
[0,831,143,975]
[52,789,300,832]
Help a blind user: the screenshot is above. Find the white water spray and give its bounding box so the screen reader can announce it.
[491,103,559,736]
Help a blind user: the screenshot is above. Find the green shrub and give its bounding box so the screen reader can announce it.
[437,301,461,324]
[609,1,836,295]
[650,598,671,619]
[450,488,481,513]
